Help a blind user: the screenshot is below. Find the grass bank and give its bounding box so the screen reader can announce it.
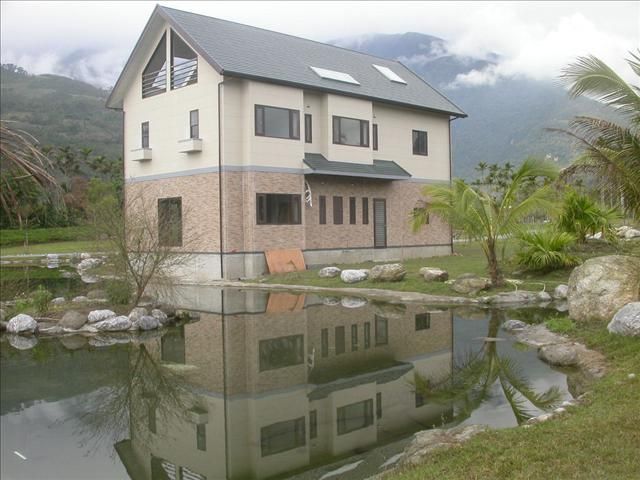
[393,320,640,479]
[265,240,640,297]
[0,239,110,256]
[0,226,95,247]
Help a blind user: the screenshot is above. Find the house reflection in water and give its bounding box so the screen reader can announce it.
[115,288,454,480]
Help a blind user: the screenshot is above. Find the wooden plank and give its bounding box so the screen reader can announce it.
[264,248,306,274]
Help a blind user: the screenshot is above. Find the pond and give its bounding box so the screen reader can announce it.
[0,287,574,480]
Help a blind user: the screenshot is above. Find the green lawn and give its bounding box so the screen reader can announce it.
[265,241,640,296]
[392,321,640,479]
[0,226,95,247]
[0,240,110,256]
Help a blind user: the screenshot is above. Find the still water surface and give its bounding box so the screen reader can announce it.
[1,287,572,480]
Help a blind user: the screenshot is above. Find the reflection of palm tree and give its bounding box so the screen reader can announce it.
[415,310,561,425]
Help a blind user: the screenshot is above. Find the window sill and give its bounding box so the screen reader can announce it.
[130,148,152,162]
[178,138,203,153]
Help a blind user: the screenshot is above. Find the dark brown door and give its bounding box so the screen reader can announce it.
[373,198,387,248]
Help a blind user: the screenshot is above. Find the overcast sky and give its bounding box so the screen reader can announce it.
[1,1,638,88]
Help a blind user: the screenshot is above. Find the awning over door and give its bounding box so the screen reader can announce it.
[303,153,411,180]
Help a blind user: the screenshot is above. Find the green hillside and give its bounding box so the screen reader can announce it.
[0,64,122,159]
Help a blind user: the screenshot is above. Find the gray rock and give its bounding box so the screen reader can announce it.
[38,325,65,336]
[487,290,538,304]
[340,269,369,284]
[341,296,368,308]
[77,258,102,271]
[80,252,92,260]
[136,315,160,330]
[47,253,59,261]
[93,315,132,331]
[420,267,449,282]
[87,289,107,300]
[89,333,132,347]
[8,334,38,350]
[128,307,148,323]
[537,291,552,302]
[154,303,176,318]
[607,302,640,337]
[318,266,341,278]
[51,297,66,306]
[538,344,579,366]
[369,263,406,282]
[322,296,341,306]
[568,255,640,322]
[72,296,89,303]
[553,284,569,300]
[59,335,88,350]
[624,228,640,239]
[451,274,491,294]
[151,309,169,325]
[87,309,116,324]
[59,310,87,330]
[503,319,528,331]
[7,314,37,334]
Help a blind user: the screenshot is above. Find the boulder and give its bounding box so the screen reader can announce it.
[420,267,449,282]
[400,425,488,467]
[568,255,640,322]
[607,302,640,337]
[616,226,631,237]
[318,266,341,278]
[625,228,640,239]
[59,310,87,330]
[487,291,538,304]
[51,297,66,306]
[87,289,107,300]
[151,309,169,325]
[77,258,102,271]
[451,274,491,295]
[72,296,89,303]
[537,291,552,302]
[87,309,116,324]
[136,315,160,331]
[553,284,569,300]
[322,296,341,306]
[80,252,92,260]
[502,319,528,331]
[47,253,59,261]
[341,296,368,308]
[93,315,132,332]
[340,269,369,284]
[8,334,38,350]
[538,344,579,366]
[369,263,406,282]
[6,314,37,334]
[128,307,148,323]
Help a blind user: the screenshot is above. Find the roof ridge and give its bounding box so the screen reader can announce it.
[158,4,408,66]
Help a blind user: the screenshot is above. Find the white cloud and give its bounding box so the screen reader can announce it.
[1,1,637,88]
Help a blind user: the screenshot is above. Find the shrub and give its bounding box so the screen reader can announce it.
[31,285,53,315]
[556,191,620,243]
[105,279,132,305]
[516,230,581,272]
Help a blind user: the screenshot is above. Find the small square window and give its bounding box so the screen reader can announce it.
[415,313,431,331]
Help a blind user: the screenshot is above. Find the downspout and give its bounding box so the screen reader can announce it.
[218,80,225,279]
[448,116,458,255]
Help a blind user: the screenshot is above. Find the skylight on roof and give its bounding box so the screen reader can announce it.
[372,64,407,84]
[310,66,360,85]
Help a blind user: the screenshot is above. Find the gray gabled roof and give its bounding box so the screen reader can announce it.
[304,153,411,180]
[108,5,466,117]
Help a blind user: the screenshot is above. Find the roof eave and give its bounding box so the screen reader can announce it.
[222,70,467,118]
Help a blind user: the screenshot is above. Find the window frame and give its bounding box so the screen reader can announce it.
[335,326,345,355]
[256,193,302,225]
[332,115,370,147]
[304,113,313,143]
[333,196,343,225]
[196,423,207,451]
[319,195,327,225]
[141,121,150,148]
[189,110,199,139]
[372,123,378,151]
[349,197,356,225]
[412,129,428,156]
[337,399,374,435]
[415,312,431,331]
[255,104,300,140]
[157,197,182,247]
[362,198,369,225]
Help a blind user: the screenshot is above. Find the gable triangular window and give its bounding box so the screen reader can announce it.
[171,30,198,89]
[142,33,167,98]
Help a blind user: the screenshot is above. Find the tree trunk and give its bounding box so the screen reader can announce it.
[486,240,503,286]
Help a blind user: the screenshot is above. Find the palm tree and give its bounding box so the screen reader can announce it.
[411,157,558,286]
[0,121,59,228]
[415,310,562,426]
[551,51,640,219]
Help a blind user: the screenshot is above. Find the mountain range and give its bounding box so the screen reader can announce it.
[0,31,609,179]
